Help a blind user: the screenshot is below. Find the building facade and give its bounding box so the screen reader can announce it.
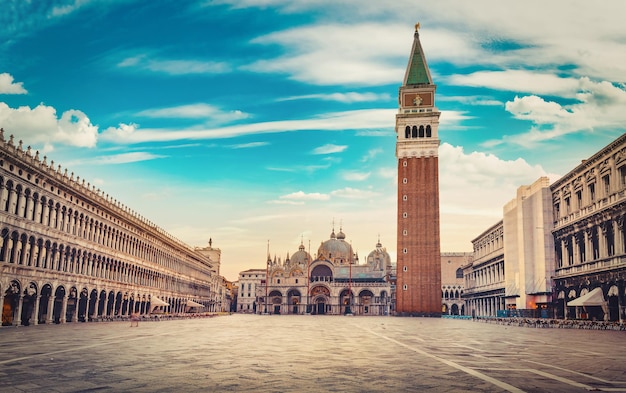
[441,252,471,316]
[249,229,394,316]
[503,177,555,314]
[551,134,626,322]
[464,221,505,317]
[395,24,442,316]
[0,130,223,326]
[237,268,265,313]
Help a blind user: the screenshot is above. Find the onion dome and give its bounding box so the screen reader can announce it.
[317,227,353,265]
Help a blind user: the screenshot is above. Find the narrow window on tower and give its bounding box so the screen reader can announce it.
[426,125,432,137]
[403,212,408,218]
[402,195,407,201]
[403,248,408,254]
[412,126,418,138]
[403,230,407,236]
[405,126,410,139]
[403,266,407,272]
[402,178,407,184]
[419,125,425,138]
[403,285,408,291]
[403,161,407,167]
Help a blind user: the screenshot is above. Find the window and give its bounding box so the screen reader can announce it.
[603,174,610,196]
[554,202,560,219]
[565,197,570,214]
[403,248,408,254]
[403,161,407,167]
[402,178,407,184]
[403,285,408,291]
[426,125,432,137]
[456,268,463,278]
[403,212,408,218]
[403,266,407,272]
[403,230,407,236]
[576,190,582,210]
[589,183,596,201]
[620,166,626,188]
[403,195,407,201]
[405,126,410,138]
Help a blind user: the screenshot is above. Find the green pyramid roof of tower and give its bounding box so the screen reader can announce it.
[404,27,433,86]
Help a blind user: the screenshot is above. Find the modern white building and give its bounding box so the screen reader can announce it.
[503,177,555,314]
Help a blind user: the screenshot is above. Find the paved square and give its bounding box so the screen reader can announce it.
[0,314,625,392]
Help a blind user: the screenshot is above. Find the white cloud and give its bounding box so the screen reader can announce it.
[342,171,370,181]
[439,142,550,217]
[312,144,348,155]
[0,73,27,94]
[0,103,98,148]
[447,71,581,97]
[330,187,378,199]
[279,191,330,201]
[487,78,626,147]
[246,23,410,86]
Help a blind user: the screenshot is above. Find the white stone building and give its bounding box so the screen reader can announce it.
[237,268,265,313]
[0,130,225,326]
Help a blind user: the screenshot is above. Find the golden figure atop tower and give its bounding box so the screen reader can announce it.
[415,22,420,31]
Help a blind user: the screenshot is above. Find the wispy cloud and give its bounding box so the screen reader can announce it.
[101,109,396,144]
[342,171,370,181]
[89,152,166,165]
[228,141,269,149]
[136,103,249,123]
[312,144,348,155]
[0,73,27,94]
[361,148,383,162]
[438,95,503,106]
[330,187,378,199]
[278,92,390,103]
[117,53,230,75]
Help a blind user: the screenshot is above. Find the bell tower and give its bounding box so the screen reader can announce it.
[395,24,441,316]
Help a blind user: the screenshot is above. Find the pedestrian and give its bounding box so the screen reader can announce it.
[130,312,139,327]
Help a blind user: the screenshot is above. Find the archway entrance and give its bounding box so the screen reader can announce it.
[21,282,37,326]
[39,284,53,324]
[310,285,330,315]
[316,299,326,315]
[2,281,20,326]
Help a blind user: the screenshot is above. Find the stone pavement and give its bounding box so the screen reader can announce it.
[0,314,625,392]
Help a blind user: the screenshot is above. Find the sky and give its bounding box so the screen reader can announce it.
[1,0,626,281]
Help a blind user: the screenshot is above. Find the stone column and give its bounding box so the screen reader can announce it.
[60,295,68,323]
[15,293,24,326]
[46,295,55,324]
[33,295,41,326]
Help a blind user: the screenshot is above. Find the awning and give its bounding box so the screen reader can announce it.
[186,300,204,308]
[150,296,169,312]
[567,287,606,307]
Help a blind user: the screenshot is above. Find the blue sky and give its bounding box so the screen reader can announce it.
[1,0,625,281]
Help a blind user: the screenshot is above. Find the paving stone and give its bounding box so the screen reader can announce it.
[1,314,625,392]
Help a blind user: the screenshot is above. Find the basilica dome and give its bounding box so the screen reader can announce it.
[317,228,354,265]
[366,239,391,271]
[290,242,312,266]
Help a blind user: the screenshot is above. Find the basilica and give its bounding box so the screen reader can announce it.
[258,227,394,316]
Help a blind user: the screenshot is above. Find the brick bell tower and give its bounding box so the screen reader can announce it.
[395,24,441,316]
